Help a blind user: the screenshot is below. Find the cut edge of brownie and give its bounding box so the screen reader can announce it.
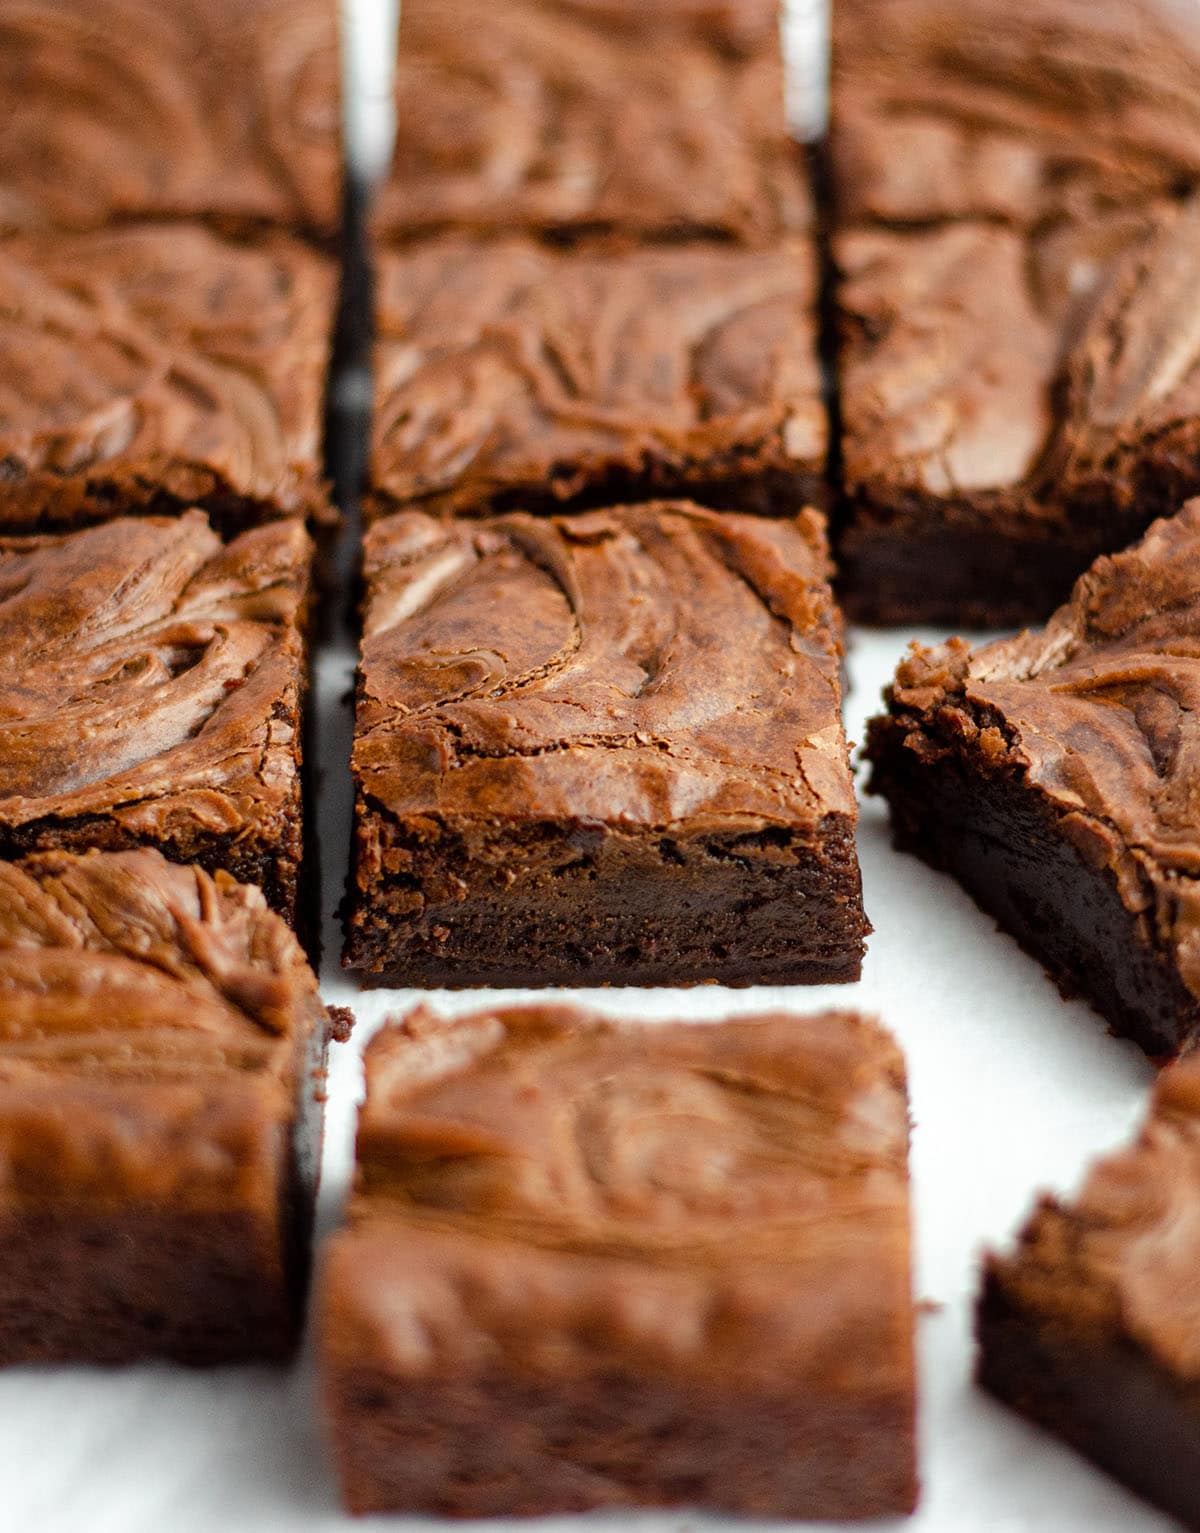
[342,800,869,989]
[866,685,1199,1058]
[977,1255,1200,1529]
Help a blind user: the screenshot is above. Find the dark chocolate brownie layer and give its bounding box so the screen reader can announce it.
[0,512,313,930]
[0,0,341,237]
[0,223,335,535]
[374,0,807,243]
[0,848,339,1365]
[866,503,1200,1058]
[319,1005,917,1518]
[344,502,869,987]
[979,1053,1200,1528]
[831,0,1200,626]
[368,235,827,523]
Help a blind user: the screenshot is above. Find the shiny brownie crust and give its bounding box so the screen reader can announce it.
[344,502,869,987]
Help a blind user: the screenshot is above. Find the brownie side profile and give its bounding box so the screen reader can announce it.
[373,0,807,244]
[0,224,335,536]
[0,0,340,238]
[0,849,339,1365]
[979,1054,1200,1528]
[830,0,1200,626]
[344,503,869,988]
[368,236,827,523]
[0,512,313,929]
[866,503,1200,1059]
[319,1004,917,1518]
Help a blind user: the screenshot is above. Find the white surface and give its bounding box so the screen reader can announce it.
[0,627,1174,1533]
[0,2,1182,1528]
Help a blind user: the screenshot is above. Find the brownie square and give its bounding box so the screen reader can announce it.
[979,1053,1200,1528]
[0,848,341,1364]
[0,223,335,535]
[374,0,807,243]
[319,1004,917,1518]
[830,0,1200,626]
[0,0,341,238]
[831,0,1200,230]
[0,511,313,930]
[866,502,1200,1059]
[368,236,827,523]
[344,502,869,987]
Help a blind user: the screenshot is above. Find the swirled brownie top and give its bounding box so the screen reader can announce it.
[349,1003,910,1296]
[877,503,1200,1004]
[375,0,807,242]
[833,0,1200,228]
[0,848,326,1207]
[369,236,826,521]
[0,223,334,534]
[0,0,340,237]
[837,197,1200,510]
[0,512,310,907]
[355,503,854,832]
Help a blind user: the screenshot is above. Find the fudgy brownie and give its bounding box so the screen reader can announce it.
[0,848,343,1365]
[374,0,807,243]
[0,511,313,929]
[830,0,1200,626]
[866,502,1200,1059]
[0,0,340,238]
[319,1004,917,1518]
[368,236,827,522]
[979,1052,1200,1528]
[344,502,869,987]
[0,223,335,535]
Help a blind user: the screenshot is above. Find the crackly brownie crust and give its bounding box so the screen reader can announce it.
[0,848,339,1365]
[979,1054,1200,1527]
[831,0,1200,626]
[866,503,1200,1058]
[0,223,335,535]
[344,502,869,988]
[374,0,807,244]
[368,236,827,523]
[0,0,341,238]
[319,1004,917,1518]
[0,512,313,930]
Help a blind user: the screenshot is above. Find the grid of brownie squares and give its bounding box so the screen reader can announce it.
[319,1004,917,1519]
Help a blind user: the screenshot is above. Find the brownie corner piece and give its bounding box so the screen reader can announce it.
[865,501,1200,1058]
[368,234,828,524]
[318,1003,917,1518]
[0,510,314,930]
[0,847,335,1365]
[977,1053,1200,1528]
[344,501,869,987]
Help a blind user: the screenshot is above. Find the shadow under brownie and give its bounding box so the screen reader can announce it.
[0,221,336,537]
[319,1003,916,1518]
[979,1051,1200,1529]
[0,848,341,1365]
[866,501,1200,1059]
[343,501,869,988]
[830,0,1200,627]
[367,235,828,524]
[374,0,807,244]
[0,0,341,239]
[0,511,313,932]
